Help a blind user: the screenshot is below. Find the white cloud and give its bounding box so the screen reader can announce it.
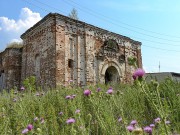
[0,7,41,32]
[0,7,42,50]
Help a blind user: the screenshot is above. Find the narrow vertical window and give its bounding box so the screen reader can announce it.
[35,54,40,78]
[69,38,73,58]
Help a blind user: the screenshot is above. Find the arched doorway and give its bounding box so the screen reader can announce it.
[105,66,119,84]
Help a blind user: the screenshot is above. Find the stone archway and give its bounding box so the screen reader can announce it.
[100,60,122,84]
[105,66,119,84]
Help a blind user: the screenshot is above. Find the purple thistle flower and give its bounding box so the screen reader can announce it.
[71,94,76,99]
[118,117,122,122]
[165,120,170,124]
[84,89,91,96]
[144,126,152,134]
[126,125,134,132]
[106,88,113,94]
[27,124,33,131]
[22,128,29,134]
[35,93,40,96]
[20,86,25,91]
[154,117,161,123]
[58,112,63,116]
[75,109,80,114]
[133,68,145,80]
[149,124,155,128]
[130,120,137,126]
[134,68,145,77]
[34,117,38,122]
[40,118,45,124]
[65,95,72,99]
[66,118,75,124]
[97,88,101,92]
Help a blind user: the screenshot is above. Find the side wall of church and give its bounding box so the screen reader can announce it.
[21,15,57,88]
[0,48,22,91]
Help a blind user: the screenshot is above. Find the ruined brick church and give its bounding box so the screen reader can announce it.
[0,13,142,90]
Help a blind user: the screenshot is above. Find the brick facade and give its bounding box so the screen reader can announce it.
[0,13,142,90]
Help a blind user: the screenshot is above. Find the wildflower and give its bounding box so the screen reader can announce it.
[22,128,29,134]
[20,86,25,91]
[149,124,155,128]
[40,118,45,124]
[97,88,101,92]
[165,120,170,124]
[34,117,38,122]
[127,125,134,132]
[133,68,145,80]
[66,118,75,124]
[134,68,145,77]
[65,95,72,99]
[71,94,76,99]
[58,112,63,116]
[118,117,122,122]
[143,126,152,134]
[130,120,137,126]
[106,88,113,94]
[35,93,40,96]
[27,124,33,131]
[75,109,80,114]
[154,117,161,123]
[84,89,91,96]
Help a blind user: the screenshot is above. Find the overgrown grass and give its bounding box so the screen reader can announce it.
[0,79,179,135]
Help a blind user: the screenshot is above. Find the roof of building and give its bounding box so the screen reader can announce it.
[21,13,141,45]
[146,72,180,77]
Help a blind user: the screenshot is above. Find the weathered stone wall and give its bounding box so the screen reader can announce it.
[21,14,56,88]
[54,14,142,85]
[0,48,22,90]
[84,26,141,84]
[0,13,142,90]
[56,17,87,86]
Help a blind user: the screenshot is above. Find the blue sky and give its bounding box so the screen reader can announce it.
[0,0,180,73]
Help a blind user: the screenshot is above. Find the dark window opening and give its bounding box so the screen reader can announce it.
[119,55,125,63]
[104,39,119,52]
[1,70,4,73]
[68,59,73,68]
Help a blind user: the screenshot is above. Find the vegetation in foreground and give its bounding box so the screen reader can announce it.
[0,76,180,135]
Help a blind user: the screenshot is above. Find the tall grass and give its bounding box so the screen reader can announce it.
[0,78,179,135]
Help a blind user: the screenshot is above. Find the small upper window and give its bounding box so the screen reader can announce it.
[119,55,125,63]
[68,59,73,68]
